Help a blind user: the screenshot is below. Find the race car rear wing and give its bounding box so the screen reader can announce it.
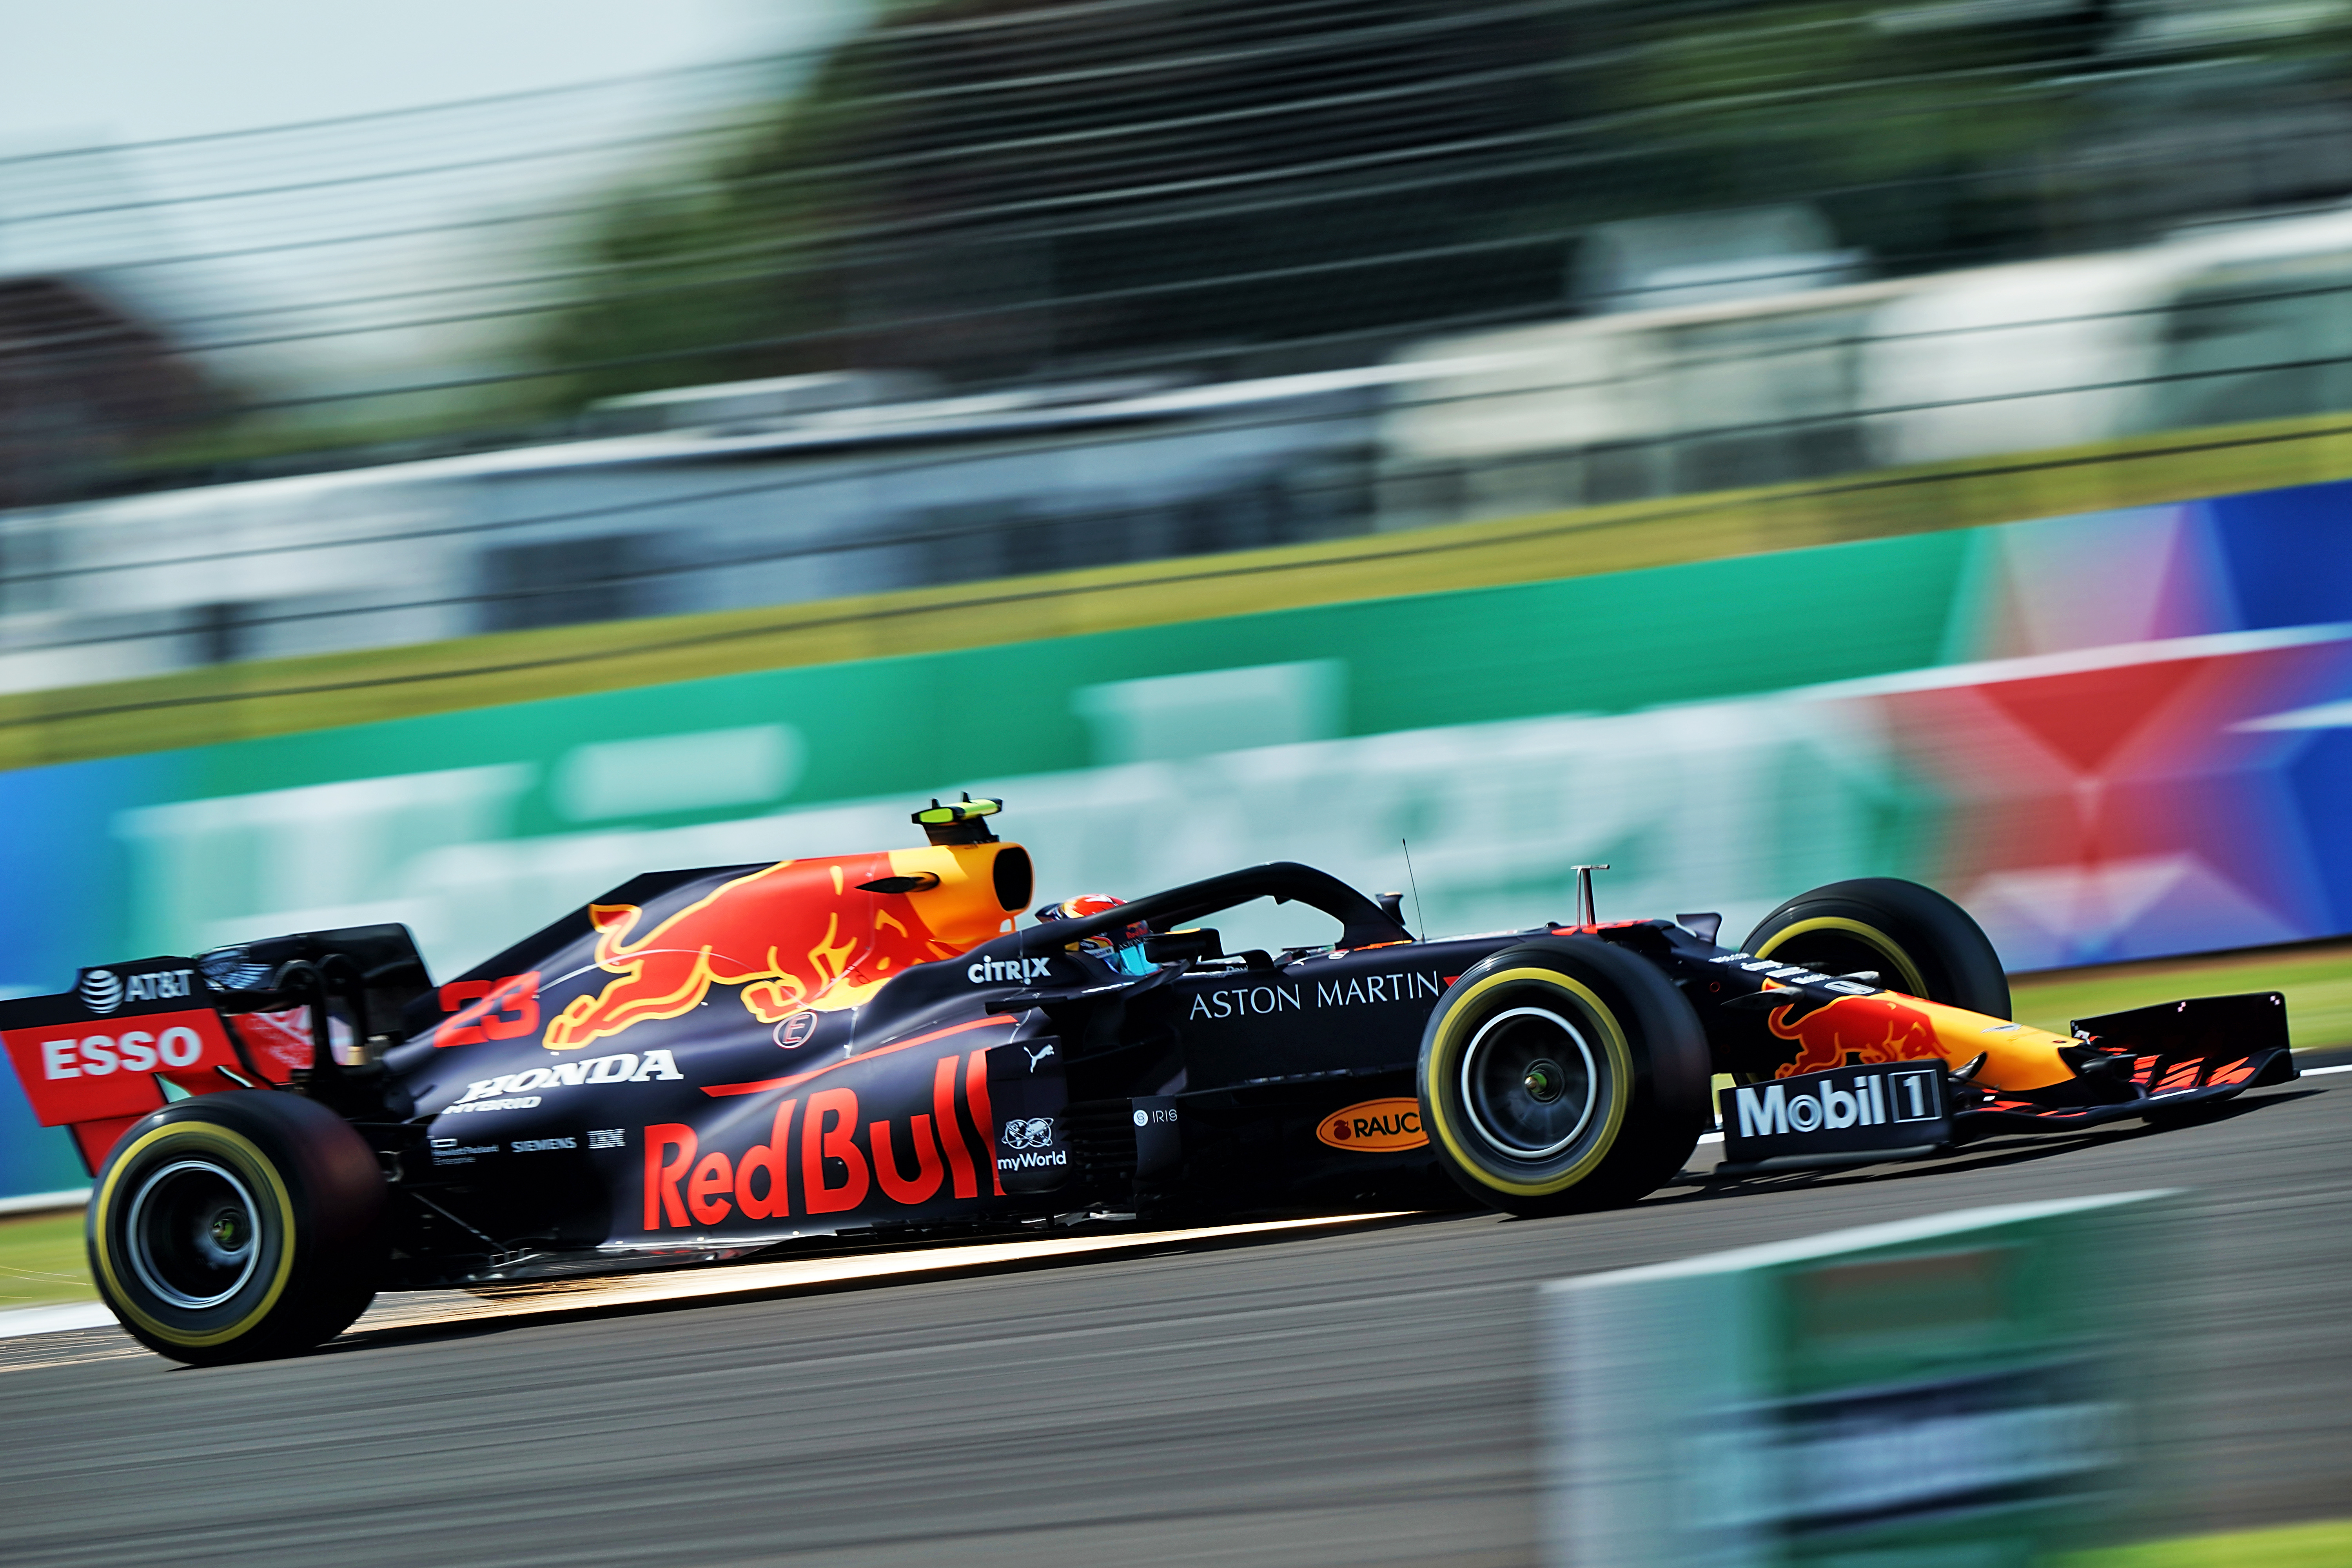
[0,924,432,1172]
[0,958,260,1172]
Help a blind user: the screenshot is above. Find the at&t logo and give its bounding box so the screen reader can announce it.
[77,967,195,1016]
[78,970,122,1014]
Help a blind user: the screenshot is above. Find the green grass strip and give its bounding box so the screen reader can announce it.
[2063,1518,2352,1566]
[2012,941,2352,1051]
[0,1212,92,1310]
[9,408,2352,771]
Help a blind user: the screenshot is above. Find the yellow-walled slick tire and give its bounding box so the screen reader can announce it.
[1416,938,1709,1216]
[1743,877,2009,1018]
[87,1091,385,1366]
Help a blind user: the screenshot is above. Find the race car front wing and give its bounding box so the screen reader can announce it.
[1713,991,2298,1173]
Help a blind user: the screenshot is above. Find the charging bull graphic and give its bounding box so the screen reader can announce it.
[543,852,1006,1051]
[1768,992,1943,1078]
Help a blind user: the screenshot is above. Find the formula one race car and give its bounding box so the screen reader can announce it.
[1,798,2298,1363]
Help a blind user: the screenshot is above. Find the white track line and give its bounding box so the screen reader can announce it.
[8,1072,2345,1343]
[0,1302,113,1338]
[0,1189,89,1218]
[354,1211,1408,1336]
[0,1211,1407,1343]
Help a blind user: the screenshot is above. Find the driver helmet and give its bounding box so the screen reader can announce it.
[1037,893,1153,974]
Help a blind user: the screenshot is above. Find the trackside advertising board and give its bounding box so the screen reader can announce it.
[1541,1192,2183,1567]
[2,478,2350,1195]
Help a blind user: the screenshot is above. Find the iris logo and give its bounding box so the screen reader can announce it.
[78,969,123,1015]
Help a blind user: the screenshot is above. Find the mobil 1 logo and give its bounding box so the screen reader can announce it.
[1719,1058,1951,1167]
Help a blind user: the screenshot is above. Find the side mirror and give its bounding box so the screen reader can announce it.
[1143,928,1222,965]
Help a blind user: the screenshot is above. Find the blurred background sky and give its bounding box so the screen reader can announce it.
[3,20,2349,1561]
[17,0,2352,508]
[0,1,856,411]
[0,2,824,144]
[3,0,2352,995]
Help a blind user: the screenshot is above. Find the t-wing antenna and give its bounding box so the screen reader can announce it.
[915,793,1002,846]
[1571,863,1611,926]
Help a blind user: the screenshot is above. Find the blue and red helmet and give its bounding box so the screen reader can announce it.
[1036,892,1151,962]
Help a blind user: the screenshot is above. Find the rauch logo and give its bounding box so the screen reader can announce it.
[1316,1097,1426,1152]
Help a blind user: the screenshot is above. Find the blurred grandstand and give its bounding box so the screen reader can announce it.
[10,0,2352,688]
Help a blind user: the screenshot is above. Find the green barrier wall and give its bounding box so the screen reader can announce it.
[5,477,2350,1197]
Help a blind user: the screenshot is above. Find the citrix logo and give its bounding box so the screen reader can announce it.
[967,955,1052,985]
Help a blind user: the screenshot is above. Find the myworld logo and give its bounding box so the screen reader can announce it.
[1001,1116,1056,1149]
[997,1115,1065,1172]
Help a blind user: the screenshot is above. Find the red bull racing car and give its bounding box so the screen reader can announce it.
[0,798,2297,1363]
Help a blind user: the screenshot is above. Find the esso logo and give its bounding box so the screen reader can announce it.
[39,1026,206,1079]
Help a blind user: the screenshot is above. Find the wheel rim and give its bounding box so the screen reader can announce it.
[125,1159,261,1310]
[1755,918,1927,999]
[1460,1006,1599,1159]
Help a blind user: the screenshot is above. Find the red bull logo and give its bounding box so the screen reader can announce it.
[544,846,1021,1052]
[643,1045,1002,1228]
[1769,992,1943,1079]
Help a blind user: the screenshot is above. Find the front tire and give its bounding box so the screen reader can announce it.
[1742,877,2009,1018]
[1416,938,1709,1216]
[87,1091,385,1365]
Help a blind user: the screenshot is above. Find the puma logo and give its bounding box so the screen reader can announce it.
[1024,1043,1057,1070]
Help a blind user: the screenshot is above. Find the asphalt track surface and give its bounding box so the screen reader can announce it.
[4,1063,2346,1568]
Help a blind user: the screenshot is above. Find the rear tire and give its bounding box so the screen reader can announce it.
[1416,938,1709,1216]
[1743,877,2009,1018]
[87,1091,385,1365]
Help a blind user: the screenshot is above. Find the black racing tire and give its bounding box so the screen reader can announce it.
[1743,877,2010,1020]
[1416,937,1710,1217]
[87,1091,386,1365]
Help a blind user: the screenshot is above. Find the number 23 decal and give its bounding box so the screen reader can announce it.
[436,972,541,1046]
